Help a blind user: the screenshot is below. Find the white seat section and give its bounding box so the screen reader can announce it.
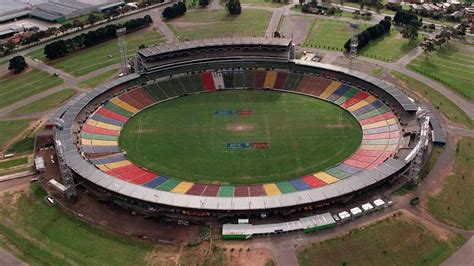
[212,72,225,90]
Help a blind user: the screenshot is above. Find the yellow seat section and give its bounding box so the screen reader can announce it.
[359,144,388,151]
[347,100,369,112]
[86,119,122,131]
[111,98,139,114]
[171,182,193,194]
[385,144,398,151]
[319,81,341,99]
[264,71,277,89]
[104,160,131,169]
[81,138,92,146]
[365,95,377,103]
[386,118,397,125]
[97,164,110,171]
[313,172,339,184]
[90,139,118,146]
[362,120,388,130]
[263,183,281,196]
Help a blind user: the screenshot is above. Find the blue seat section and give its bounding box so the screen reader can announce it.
[92,113,125,127]
[363,126,390,135]
[371,100,383,109]
[352,104,375,116]
[336,163,362,174]
[90,154,125,164]
[83,145,120,154]
[144,176,169,188]
[327,84,351,102]
[290,179,311,191]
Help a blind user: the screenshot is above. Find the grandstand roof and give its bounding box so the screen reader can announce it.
[138,37,292,58]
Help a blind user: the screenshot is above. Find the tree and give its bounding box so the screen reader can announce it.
[72,19,84,29]
[401,19,420,43]
[227,0,242,15]
[87,14,99,25]
[176,2,187,15]
[8,55,28,73]
[199,0,209,7]
[420,39,436,59]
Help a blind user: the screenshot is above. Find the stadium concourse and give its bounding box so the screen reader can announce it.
[39,37,438,223]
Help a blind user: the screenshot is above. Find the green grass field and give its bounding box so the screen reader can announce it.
[9,89,77,116]
[0,69,63,109]
[428,137,474,230]
[120,90,362,184]
[79,69,118,89]
[359,29,419,62]
[27,30,165,76]
[408,42,474,102]
[390,71,474,129]
[166,9,271,41]
[0,183,155,265]
[297,213,465,266]
[0,119,33,150]
[0,157,28,170]
[303,19,369,51]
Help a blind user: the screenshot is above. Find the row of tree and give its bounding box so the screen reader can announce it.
[44,15,153,60]
[162,2,187,19]
[420,25,466,58]
[344,17,392,51]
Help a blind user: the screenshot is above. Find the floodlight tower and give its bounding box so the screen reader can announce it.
[349,22,359,70]
[116,28,127,75]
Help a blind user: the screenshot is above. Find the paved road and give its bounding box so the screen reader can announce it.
[442,237,474,266]
[0,249,27,266]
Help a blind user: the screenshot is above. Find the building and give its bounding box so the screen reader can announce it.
[0,0,31,23]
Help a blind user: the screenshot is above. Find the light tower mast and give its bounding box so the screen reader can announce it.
[116,28,127,75]
[349,22,359,70]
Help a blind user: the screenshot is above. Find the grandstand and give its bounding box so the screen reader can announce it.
[42,38,437,220]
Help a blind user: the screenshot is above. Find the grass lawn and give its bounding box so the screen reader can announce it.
[120,90,362,184]
[428,137,474,230]
[0,157,28,170]
[0,69,63,109]
[166,9,272,41]
[79,69,118,89]
[359,29,419,62]
[0,119,33,150]
[0,183,156,265]
[9,89,77,116]
[390,71,474,129]
[408,42,474,102]
[297,213,465,266]
[303,19,369,51]
[27,30,165,76]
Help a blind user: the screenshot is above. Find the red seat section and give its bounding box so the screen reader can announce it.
[342,91,369,108]
[201,185,220,196]
[274,72,288,90]
[296,75,331,96]
[201,72,215,91]
[96,107,128,123]
[248,185,265,196]
[186,184,207,196]
[82,124,119,136]
[234,186,250,197]
[302,175,326,188]
[255,70,266,88]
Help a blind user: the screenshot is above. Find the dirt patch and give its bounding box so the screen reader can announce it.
[220,243,274,266]
[145,245,180,266]
[226,122,255,132]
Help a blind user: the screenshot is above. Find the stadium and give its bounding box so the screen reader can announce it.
[40,37,443,225]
